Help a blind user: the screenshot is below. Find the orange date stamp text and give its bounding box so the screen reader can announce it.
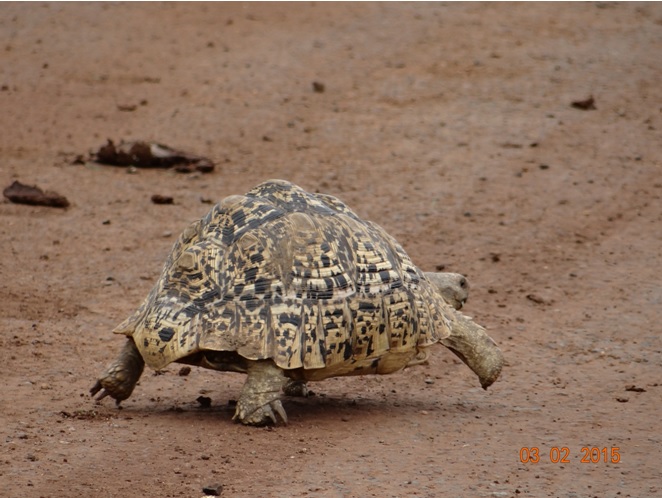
[519,447,621,464]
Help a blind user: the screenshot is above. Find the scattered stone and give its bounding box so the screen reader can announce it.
[178,366,192,377]
[202,483,223,496]
[197,396,212,408]
[424,377,435,384]
[117,103,137,112]
[93,139,215,173]
[616,397,629,403]
[571,96,596,110]
[3,180,70,208]
[60,409,101,420]
[312,81,325,93]
[176,160,214,174]
[151,194,174,205]
[526,293,549,305]
[625,385,646,393]
[526,293,544,304]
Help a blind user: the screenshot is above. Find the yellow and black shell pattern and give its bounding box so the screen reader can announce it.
[113,179,452,376]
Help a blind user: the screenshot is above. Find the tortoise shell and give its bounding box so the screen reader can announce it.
[113,179,452,379]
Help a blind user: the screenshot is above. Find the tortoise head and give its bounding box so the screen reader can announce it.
[424,272,470,310]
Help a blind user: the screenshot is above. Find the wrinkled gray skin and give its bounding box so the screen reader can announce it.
[424,272,469,310]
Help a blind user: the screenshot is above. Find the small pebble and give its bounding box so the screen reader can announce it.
[151,194,174,205]
[202,483,223,496]
[197,396,212,408]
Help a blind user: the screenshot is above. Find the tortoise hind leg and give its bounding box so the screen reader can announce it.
[90,338,145,405]
[233,361,288,425]
[283,379,311,397]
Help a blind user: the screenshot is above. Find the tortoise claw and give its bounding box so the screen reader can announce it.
[90,381,123,406]
[272,400,288,424]
[90,380,103,398]
[233,398,288,426]
[90,339,145,406]
[233,361,288,425]
[90,382,122,405]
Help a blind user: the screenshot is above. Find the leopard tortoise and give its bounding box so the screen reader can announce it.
[91,179,504,425]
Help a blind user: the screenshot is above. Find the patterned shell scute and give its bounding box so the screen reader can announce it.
[117,179,451,371]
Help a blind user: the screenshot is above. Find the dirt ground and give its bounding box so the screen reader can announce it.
[1,2,661,497]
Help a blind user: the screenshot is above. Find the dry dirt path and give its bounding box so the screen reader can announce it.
[1,3,661,497]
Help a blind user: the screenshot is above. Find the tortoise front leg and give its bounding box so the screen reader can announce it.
[233,360,288,425]
[441,309,504,389]
[90,338,145,405]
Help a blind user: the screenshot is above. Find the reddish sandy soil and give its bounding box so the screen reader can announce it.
[1,2,661,497]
